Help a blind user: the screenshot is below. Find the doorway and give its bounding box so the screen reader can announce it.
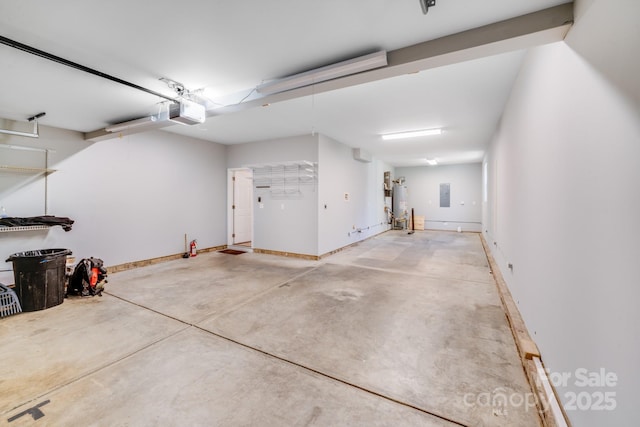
[228,168,253,248]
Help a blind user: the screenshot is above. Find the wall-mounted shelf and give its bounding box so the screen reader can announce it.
[249,161,317,196]
[0,225,51,233]
[0,165,57,175]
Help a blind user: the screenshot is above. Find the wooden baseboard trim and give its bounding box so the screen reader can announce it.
[480,234,569,427]
[106,245,227,273]
[252,229,392,261]
[106,228,391,271]
[480,234,538,361]
[252,248,319,261]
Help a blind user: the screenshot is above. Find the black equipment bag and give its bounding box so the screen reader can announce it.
[67,257,107,297]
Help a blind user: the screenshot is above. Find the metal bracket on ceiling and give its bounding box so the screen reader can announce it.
[0,112,46,138]
[160,77,186,97]
[420,0,436,15]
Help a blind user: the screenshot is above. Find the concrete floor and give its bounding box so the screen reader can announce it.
[0,231,540,426]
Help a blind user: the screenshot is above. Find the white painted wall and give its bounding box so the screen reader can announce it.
[396,164,482,232]
[2,127,389,272]
[483,1,640,424]
[226,134,319,168]
[1,127,227,283]
[226,135,319,256]
[317,135,392,255]
[227,134,391,256]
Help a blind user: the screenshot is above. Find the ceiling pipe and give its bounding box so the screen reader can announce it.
[0,113,46,138]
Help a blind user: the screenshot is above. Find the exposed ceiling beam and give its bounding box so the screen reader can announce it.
[85,3,573,143]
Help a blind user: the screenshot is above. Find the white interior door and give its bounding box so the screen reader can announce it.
[233,169,253,245]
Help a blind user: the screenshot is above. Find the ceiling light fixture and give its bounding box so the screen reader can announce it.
[105,116,157,133]
[419,0,437,15]
[257,50,388,95]
[381,128,442,140]
[425,158,438,166]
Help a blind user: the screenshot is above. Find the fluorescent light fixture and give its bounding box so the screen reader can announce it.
[105,116,157,133]
[381,128,442,140]
[257,50,387,95]
[425,158,438,165]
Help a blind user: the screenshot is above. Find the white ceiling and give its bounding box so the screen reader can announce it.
[0,0,571,166]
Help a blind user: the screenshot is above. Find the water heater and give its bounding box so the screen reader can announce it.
[392,178,408,229]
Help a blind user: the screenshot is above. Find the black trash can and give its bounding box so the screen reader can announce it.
[6,249,72,312]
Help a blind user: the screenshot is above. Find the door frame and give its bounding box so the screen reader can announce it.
[227,168,253,248]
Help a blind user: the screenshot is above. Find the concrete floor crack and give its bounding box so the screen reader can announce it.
[192,323,470,427]
[107,287,469,425]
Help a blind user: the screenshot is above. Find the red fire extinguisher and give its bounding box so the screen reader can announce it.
[189,239,197,257]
